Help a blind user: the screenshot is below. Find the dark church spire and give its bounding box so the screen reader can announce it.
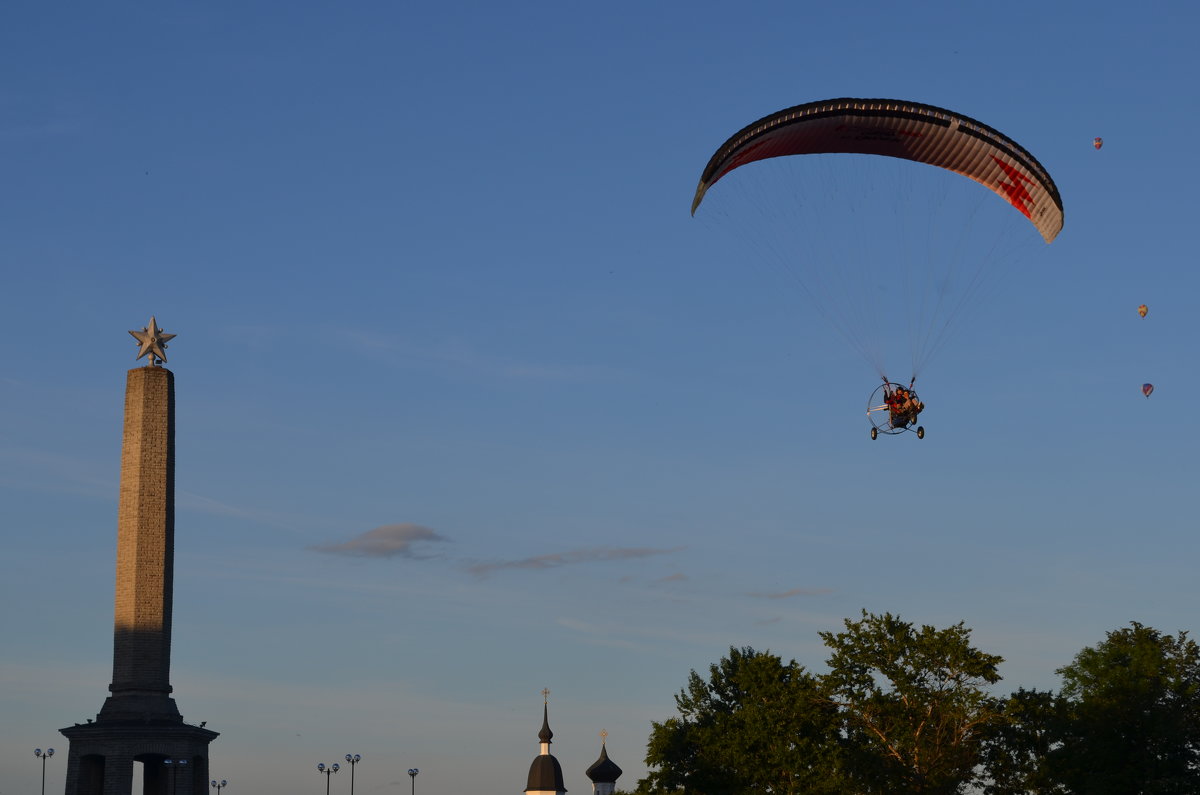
[539,699,553,744]
[524,689,566,795]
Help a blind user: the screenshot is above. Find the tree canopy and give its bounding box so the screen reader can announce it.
[633,618,1200,795]
[1049,622,1200,794]
[819,610,1005,794]
[978,687,1066,795]
[640,646,842,795]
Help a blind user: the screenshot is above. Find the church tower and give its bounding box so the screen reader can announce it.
[524,690,567,795]
[60,319,217,795]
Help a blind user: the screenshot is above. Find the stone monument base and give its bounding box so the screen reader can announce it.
[59,719,218,795]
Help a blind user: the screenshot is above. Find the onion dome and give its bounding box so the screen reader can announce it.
[585,740,622,784]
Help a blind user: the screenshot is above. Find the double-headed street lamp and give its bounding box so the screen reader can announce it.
[163,758,190,795]
[34,748,55,795]
[211,778,228,795]
[344,754,362,795]
[316,762,340,795]
[408,768,419,795]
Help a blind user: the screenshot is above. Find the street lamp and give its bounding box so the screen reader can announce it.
[316,762,340,795]
[408,768,419,795]
[34,748,55,795]
[164,758,190,795]
[344,754,362,795]
[211,778,228,795]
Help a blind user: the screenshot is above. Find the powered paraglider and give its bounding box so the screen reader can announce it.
[691,98,1064,437]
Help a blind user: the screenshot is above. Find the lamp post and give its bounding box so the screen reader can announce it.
[316,762,340,795]
[211,779,228,795]
[164,758,190,795]
[343,754,362,795]
[408,768,419,795]
[34,748,55,795]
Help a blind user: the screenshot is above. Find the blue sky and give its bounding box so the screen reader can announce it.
[3,2,1198,793]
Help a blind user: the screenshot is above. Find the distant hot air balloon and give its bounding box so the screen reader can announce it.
[1094,137,1103,150]
[1138,304,1148,318]
[1142,383,1154,398]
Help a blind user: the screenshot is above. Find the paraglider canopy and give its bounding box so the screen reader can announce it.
[691,97,1064,243]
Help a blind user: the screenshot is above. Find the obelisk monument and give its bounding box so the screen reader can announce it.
[60,318,217,795]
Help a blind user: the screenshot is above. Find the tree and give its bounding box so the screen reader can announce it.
[637,646,843,795]
[819,610,1005,794]
[978,687,1068,795]
[1046,622,1200,794]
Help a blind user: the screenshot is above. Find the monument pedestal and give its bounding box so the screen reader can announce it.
[60,722,218,795]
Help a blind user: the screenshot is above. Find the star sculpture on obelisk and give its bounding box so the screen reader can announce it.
[129,316,176,365]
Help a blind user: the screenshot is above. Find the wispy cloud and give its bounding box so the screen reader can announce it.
[310,523,449,559]
[177,489,313,532]
[0,447,115,499]
[330,327,620,383]
[467,546,681,578]
[0,119,80,141]
[656,572,688,584]
[555,617,642,649]
[747,587,834,599]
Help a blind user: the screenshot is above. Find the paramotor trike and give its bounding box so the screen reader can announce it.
[868,382,925,440]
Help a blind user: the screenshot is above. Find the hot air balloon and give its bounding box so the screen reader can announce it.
[1094,137,1103,150]
[1142,383,1154,398]
[1138,304,1148,318]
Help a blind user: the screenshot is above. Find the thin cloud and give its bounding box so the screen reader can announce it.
[330,327,620,383]
[0,119,80,141]
[177,490,313,532]
[310,523,449,559]
[555,617,641,650]
[467,546,681,578]
[747,587,834,599]
[656,572,688,584]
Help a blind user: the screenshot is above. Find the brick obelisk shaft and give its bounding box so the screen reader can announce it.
[102,365,178,717]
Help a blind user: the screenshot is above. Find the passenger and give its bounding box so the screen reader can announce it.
[888,387,908,428]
